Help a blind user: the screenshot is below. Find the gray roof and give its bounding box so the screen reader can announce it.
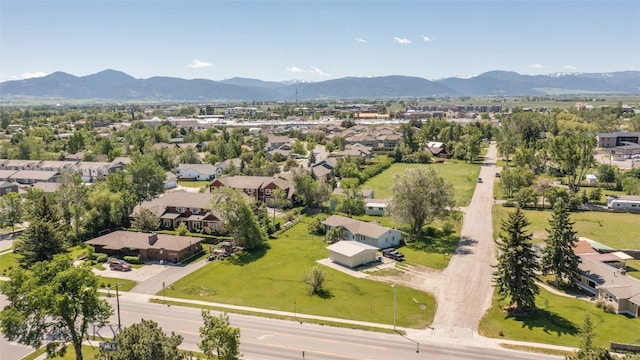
[10,170,59,180]
[579,257,640,304]
[327,240,378,257]
[134,190,221,217]
[322,215,395,239]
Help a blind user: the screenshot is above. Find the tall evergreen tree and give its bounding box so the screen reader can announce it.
[14,194,67,268]
[493,207,539,313]
[541,199,582,286]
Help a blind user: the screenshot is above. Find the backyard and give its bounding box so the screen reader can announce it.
[163,216,436,329]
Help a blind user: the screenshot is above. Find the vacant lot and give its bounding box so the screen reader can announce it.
[363,161,480,206]
[480,287,640,348]
[492,206,640,250]
[164,216,435,329]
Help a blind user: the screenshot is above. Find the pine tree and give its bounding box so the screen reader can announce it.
[541,198,582,286]
[493,207,539,313]
[14,194,67,268]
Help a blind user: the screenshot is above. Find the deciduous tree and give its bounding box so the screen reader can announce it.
[0,255,112,360]
[131,208,161,232]
[199,311,241,360]
[0,192,23,234]
[213,188,266,249]
[388,168,454,240]
[304,265,326,295]
[105,319,186,360]
[550,133,596,192]
[493,207,539,314]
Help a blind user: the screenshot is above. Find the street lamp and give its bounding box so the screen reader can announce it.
[391,283,397,331]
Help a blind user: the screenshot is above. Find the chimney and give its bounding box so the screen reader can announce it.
[148,233,158,245]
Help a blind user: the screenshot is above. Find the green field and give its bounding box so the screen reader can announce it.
[362,161,480,206]
[177,180,210,189]
[479,287,640,348]
[163,216,435,329]
[492,206,640,250]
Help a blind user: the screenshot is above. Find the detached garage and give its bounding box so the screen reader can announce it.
[327,241,378,268]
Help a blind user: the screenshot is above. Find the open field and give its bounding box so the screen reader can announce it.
[177,180,210,188]
[479,287,640,348]
[492,206,640,250]
[362,160,480,206]
[163,216,435,329]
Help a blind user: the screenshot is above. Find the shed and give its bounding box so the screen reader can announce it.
[326,241,378,268]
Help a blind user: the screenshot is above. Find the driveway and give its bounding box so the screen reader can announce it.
[404,143,500,341]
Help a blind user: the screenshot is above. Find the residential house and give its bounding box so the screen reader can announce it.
[209,175,292,203]
[215,158,242,175]
[71,161,124,183]
[164,172,177,189]
[85,231,204,263]
[133,190,223,232]
[0,170,17,182]
[0,159,41,171]
[577,257,640,318]
[0,182,18,196]
[326,241,379,268]
[9,170,60,184]
[322,215,401,249]
[176,163,218,181]
[36,160,77,172]
[265,133,290,151]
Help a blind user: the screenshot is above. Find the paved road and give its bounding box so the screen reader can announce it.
[427,143,499,339]
[92,294,560,360]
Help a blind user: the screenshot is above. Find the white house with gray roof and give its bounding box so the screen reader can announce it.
[322,214,400,249]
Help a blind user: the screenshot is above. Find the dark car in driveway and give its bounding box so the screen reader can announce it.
[382,248,405,261]
[109,260,132,271]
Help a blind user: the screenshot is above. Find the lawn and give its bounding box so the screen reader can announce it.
[362,160,480,206]
[479,287,640,348]
[178,180,210,188]
[492,205,640,249]
[0,252,18,276]
[164,216,436,329]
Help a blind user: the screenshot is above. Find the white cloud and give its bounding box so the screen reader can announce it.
[421,35,432,42]
[310,67,331,77]
[287,66,331,77]
[393,37,411,44]
[564,65,577,70]
[355,38,367,43]
[286,66,304,73]
[529,63,545,69]
[187,59,213,68]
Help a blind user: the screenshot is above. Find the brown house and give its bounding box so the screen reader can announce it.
[133,190,223,232]
[209,175,292,203]
[85,231,204,263]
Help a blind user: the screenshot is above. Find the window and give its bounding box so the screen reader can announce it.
[245,188,254,194]
[265,188,272,195]
[177,207,186,213]
[191,208,200,214]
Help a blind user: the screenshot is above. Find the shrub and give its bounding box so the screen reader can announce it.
[95,253,109,263]
[442,221,455,235]
[124,255,143,264]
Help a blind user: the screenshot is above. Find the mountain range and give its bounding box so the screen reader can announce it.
[1,69,639,102]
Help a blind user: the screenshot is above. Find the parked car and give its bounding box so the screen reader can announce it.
[382,248,405,261]
[109,260,132,271]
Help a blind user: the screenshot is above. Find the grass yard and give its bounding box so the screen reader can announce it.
[479,287,640,348]
[492,205,640,249]
[164,216,435,329]
[362,161,480,207]
[97,277,136,292]
[178,180,210,188]
[0,251,18,276]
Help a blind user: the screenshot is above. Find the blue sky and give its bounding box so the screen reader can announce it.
[1,0,638,82]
